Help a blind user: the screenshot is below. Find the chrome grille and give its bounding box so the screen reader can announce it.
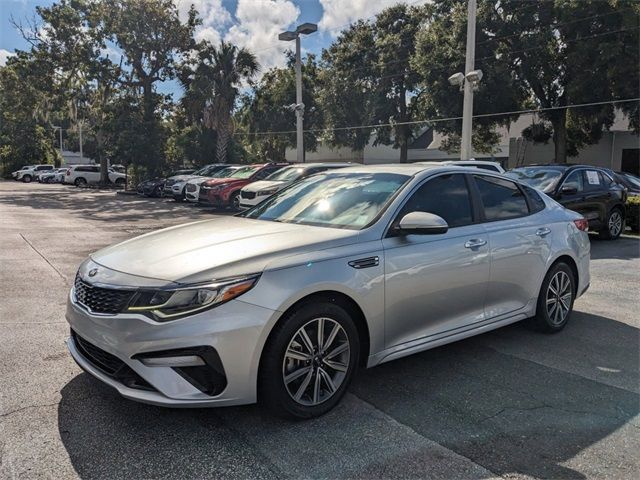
[186,183,197,192]
[74,274,135,314]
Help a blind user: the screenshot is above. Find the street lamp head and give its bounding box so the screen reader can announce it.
[296,23,318,35]
[278,31,297,41]
[465,69,483,84]
[448,72,465,86]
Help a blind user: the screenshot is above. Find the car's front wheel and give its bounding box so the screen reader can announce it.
[22,175,32,183]
[599,207,624,240]
[259,301,359,419]
[74,177,87,187]
[530,262,575,333]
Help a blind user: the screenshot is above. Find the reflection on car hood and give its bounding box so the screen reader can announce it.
[243,180,288,192]
[90,216,358,284]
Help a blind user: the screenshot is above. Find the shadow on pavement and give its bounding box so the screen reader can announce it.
[0,182,234,224]
[57,313,639,479]
[588,235,639,260]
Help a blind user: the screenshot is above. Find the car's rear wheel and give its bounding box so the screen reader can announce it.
[259,301,359,419]
[115,178,125,188]
[153,186,162,197]
[530,262,575,333]
[22,175,32,183]
[599,207,623,240]
[74,177,87,187]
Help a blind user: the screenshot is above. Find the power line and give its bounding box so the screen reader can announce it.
[234,97,639,136]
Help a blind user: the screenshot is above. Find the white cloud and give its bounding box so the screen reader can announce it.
[0,49,16,66]
[224,0,300,72]
[318,0,410,33]
[174,0,231,46]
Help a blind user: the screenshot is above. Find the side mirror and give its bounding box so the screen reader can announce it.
[560,185,578,195]
[397,211,449,235]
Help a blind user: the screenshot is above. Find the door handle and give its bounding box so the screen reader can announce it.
[464,239,487,249]
[535,227,551,237]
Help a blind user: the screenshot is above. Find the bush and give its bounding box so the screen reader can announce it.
[626,196,640,233]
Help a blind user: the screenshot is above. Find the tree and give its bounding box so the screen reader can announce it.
[0,53,59,175]
[95,0,198,172]
[413,0,640,161]
[238,54,323,161]
[320,4,425,163]
[181,41,258,163]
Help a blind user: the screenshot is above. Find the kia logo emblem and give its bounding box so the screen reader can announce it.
[88,268,98,277]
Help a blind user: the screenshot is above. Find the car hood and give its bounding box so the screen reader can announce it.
[186,176,211,185]
[90,216,359,284]
[203,177,246,187]
[243,180,288,192]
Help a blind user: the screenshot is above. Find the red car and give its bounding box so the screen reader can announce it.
[199,163,289,210]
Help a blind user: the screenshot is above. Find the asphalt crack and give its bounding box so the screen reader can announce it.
[19,233,68,284]
[0,402,59,421]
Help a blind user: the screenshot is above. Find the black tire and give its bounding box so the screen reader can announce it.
[598,207,624,240]
[174,187,186,202]
[259,301,360,419]
[229,191,241,211]
[153,186,162,197]
[529,262,576,333]
[22,175,32,183]
[74,177,87,187]
[115,178,125,188]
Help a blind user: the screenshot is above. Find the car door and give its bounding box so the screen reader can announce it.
[555,169,588,217]
[382,173,490,348]
[471,174,552,318]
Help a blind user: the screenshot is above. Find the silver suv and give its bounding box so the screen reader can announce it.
[66,164,590,418]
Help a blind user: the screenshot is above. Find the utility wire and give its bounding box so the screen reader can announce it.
[234,98,640,136]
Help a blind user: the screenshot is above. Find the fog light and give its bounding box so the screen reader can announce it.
[139,355,205,367]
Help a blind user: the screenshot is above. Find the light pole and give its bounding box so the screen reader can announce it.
[279,22,317,163]
[52,126,63,156]
[448,0,482,160]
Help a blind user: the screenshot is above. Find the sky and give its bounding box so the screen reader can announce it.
[0,0,418,96]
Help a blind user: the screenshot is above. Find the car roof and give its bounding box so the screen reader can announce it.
[320,163,461,176]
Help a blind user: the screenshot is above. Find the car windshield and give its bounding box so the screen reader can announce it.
[229,166,260,179]
[620,173,640,188]
[507,168,563,192]
[265,167,305,182]
[193,165,213,175]
[241,172,410,230]
[213,167,239,178]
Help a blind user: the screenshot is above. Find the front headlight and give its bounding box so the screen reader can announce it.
[127,275,259,321]
[257,188,278,196]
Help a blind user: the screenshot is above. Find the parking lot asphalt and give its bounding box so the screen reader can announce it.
[0,181,638,480]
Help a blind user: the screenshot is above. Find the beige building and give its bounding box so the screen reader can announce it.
[286,110,639,175]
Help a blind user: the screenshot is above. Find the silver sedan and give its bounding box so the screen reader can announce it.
[65,164,590,419]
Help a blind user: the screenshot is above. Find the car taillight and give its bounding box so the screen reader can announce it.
[574,218,588,231]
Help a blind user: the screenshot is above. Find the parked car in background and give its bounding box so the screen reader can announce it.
[185,166,242,203]
[239,163,352,209]
[15,164,54,182]
[39,168,68,183]
[137,169,195,197]
[417,159,506,173]
[66,164,590,419]
[199,163,289,210]
[63,165,127,187]
[167,164,230,201]
[611,171,640,197]
[11,165,34,179]
[507,164,627,239]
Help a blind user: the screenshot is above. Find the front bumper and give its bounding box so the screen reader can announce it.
[65,288,277,407]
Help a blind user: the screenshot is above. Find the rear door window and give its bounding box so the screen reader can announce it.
[583,170,603,192]
[474,175,529,221]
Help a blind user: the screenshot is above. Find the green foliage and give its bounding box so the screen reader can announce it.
[238,54,323,161]
[320,3,426,162]
[414,0,639,160]
[626,196,640,233]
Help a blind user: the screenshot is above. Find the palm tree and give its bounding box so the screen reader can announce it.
[181,42,258,163]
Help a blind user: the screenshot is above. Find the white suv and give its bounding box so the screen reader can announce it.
[63,165,127,187]
[15,164,55,182]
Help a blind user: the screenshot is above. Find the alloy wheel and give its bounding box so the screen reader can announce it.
[282,317,350,406]
[608,211,623,237]
[546,271,572,325]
